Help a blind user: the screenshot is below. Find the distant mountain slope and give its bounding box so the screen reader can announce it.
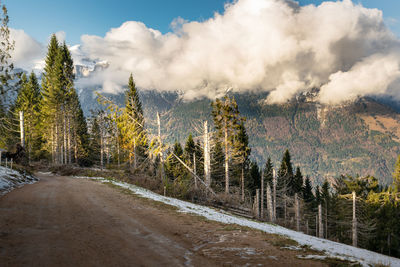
[77,87,400,185]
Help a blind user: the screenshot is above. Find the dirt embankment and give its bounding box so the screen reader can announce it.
[0,173,327,267]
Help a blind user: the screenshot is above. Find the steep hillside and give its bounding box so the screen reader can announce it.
[78,87,400,185]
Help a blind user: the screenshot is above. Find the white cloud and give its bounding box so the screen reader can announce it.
[9,0,400,104]
[9,29,45,71]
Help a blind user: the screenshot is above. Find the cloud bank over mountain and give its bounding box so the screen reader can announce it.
[10,0,400,104]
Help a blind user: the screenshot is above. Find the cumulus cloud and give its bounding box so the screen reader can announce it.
[12,0,400,104]
[10,29,45,71]
[75,0,400,104]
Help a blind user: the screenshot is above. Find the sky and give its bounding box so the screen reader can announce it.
[6,0,400,44]
[4,0,400,104]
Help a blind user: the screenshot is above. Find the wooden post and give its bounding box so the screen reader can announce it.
[352,191,357,247]
[295,193,300,231]
[272,168,277,222]
[318,204,323,238]
[157,112,164,182]
[193,153,197,189]
[203,121,211,187]
[19,111,25,148]
[266,182,273,222]
[10,158,13,170]
[260,170,264,219]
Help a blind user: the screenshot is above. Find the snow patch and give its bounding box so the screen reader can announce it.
[73,176,400,267]
[0,166,38,195]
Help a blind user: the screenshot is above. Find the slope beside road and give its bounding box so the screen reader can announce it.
[0,173,326,267]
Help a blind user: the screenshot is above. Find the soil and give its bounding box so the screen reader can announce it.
[0,173,327,267]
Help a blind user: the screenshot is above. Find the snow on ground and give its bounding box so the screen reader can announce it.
[74,176,400,267]
[0,166,38,196]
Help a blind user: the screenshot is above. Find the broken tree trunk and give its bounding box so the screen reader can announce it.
[272,168,277,222]
[193,152,197,189]
[318,204,323,238]
[352,191,357,247]
[267,182,273,222]
[295,193,300,231]
[19,111,25,148]
[203,121,211,187]
[260,169,264,219]
[157,112,165,182]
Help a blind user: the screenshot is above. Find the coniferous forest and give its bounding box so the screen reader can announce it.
[0,2,399,261]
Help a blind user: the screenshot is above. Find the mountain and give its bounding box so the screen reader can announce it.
[76,84,400,185]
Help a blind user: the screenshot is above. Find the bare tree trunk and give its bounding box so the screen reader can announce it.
[352,191,357,247]
[193,153,197,189]
[51,126,55,164]
[224,119,229,194]
[157,112,164,181]
[318,204,323,238]
[19,111,25,148]
[295,193,300,231]
[203,121,211,187]
[241,166,245,202]
[56,123,59,164]
[260,170,264,219]
[266,183,273,222]
[67,114,72,164]
[133,139,137,169]
[284,194,287,226]
[272,169,277,222]
[63,111,67,164]
[254,189,260,218]
[100,130,104,171]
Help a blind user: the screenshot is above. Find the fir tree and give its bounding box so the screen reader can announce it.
[303,176,314,203]
[278,149,294,195]
[120,74,147,169]
[263,157,274,186]
[211,96,242,193]
[211,141,225,190]
[183,133,196,166]
[15,72,42,161]
[293,166,303,194]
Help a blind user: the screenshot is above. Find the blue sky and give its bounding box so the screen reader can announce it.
[5,0,400,45]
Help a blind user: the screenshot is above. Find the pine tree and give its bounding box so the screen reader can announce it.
[278,149,294,195]
[232,121,251,200]
[293,166,303,194]
[15,72,42,161]
[120,74,147,169]
[211,96,242,194]
[211,141,225,190]
[0,3,15,146]
[393,155,400,191]
[263,157,274,185]
[303,176,314,203]
[183,133,196,165]
[248,161,261,197]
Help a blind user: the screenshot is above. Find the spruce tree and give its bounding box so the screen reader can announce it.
[211,141,225,190]
[120,74,147,169]
[15,72,42,161]
[293,166,304,194]
[303,176,314,203]
[278,149,294,195]
[211,96,242,193]
[183,133,196,166]
[263,157,274,185]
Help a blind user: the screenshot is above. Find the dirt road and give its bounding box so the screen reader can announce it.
[0,173,326,267]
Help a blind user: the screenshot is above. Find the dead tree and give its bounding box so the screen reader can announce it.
[295,193,300,231]
[266,182,273,222]
[352,191,357,247]
[260,169,264,219]
[203,121,211,187]
[318,204,323,238]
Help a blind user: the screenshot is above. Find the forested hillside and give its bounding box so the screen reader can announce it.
[78,87,400,185]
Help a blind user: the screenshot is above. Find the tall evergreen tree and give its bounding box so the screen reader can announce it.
[211,96,242,194]
[183,133,196,165]
[211,141,225,190]
[303,176,314,203]
[263,157,274,186]
[15,72,42,161]
[232,121,251,200]
[293,166,304,194]
[278,149,294,195]
[120,74,147,169]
